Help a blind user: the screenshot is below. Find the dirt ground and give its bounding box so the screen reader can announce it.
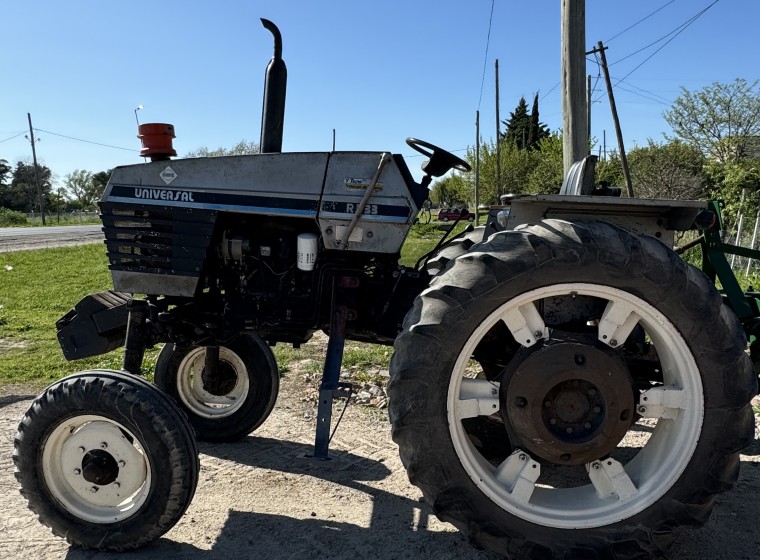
[2,369,760,560]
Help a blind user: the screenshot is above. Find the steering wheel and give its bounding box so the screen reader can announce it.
[406,137,472,177]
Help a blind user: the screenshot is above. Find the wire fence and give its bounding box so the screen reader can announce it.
[725,211,760,277]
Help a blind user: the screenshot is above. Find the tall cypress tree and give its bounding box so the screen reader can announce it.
[502,97,531,149]
[528,93,550,150]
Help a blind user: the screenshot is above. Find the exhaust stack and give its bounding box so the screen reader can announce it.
[259,18,287,153]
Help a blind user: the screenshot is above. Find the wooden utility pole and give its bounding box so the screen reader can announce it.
[27,113,45,225]
[594,41,634,197]
[475,110,480,225]
[561,0,588,175]
[587,74,592,154]
[495,59,501,196]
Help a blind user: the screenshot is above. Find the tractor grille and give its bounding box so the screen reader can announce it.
[99,202,216,296]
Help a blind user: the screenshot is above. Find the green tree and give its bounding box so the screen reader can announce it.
[91,169,112,205]
[0,159,11,186]
[429,174,471,208]
[502,97,531,149]
[526,133,564,193]
[664,79,760,164]
[705,157,760,230]
[626,140,707,200]
[64,170,102,210]
[527,93,550,149]
[185,140,259,158]
[4,161,53,213]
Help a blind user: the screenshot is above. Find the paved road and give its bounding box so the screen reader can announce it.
[0,225,103,253]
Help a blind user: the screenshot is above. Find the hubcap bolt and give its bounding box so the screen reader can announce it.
[78,446,85,453]
[113,482,121,488]
[565,427,573,434]
[584,422,592,429]
[515,397,527,408]
[549,418,557,425]
[73,468,81,475]
[593,406,601,414]
[118,460,126,467]
[90,487,98,493]
[100,442,108,449]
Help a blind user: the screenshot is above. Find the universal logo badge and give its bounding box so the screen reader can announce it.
[160,166,178,185]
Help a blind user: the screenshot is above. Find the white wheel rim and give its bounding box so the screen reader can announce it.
[42,414,151,523]
[176,346,249,419]
[447,283,703,529]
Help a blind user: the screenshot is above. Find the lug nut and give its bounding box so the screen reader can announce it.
[100,442,108,449]
[118,460,126,467]
[514,397,527,408]
[584,422,592,429]
[90,487,98,493]
[73,468,81,476]
[113,482,121,488]
[78,446,85,453]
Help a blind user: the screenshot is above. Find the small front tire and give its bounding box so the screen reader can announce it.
[13,370,199,551]
[155,333,280,442]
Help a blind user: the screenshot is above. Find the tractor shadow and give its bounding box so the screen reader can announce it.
[60,431,760,559]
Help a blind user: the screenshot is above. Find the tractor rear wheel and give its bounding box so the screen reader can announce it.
[13,370,199,551]
[155,333,279,442]
[388,220,755,559]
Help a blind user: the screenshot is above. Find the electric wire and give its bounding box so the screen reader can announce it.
[591,0,718,105]
[0,132,26,144]
[477,0,496,111]
[604,0,677,44]
[613,0,718,85]
[33,128,135,152]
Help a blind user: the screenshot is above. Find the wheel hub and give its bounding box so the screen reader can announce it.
[202,361,237,395]
[81,449,119,485]
[501,335,634,465]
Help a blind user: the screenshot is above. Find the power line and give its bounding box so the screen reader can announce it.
[592,0,719,104]
[477,0,495,111]
[0,132,26,144]
[34,128,136,152]
[604,0,677,44]
[614,0,718,85]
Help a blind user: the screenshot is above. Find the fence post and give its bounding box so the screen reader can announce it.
[746,211,760,275]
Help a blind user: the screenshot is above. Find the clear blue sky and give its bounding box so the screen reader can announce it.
[1,0,757,187]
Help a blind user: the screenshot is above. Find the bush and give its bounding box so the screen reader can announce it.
[0,207,28,227]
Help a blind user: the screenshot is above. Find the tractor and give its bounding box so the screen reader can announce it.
[13,19,757,560]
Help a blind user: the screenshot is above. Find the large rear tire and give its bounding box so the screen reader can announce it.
[13,370,199,551]
[388,220,755,559]
[155,333,279,442]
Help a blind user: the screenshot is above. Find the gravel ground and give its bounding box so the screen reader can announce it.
[1,373,760,560]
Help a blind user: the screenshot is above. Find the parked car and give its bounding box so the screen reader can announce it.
[437,207,474,222]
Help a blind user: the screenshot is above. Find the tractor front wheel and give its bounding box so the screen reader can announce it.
[155,333,280,442]
[13,370,199,551]
[388,220,755,559]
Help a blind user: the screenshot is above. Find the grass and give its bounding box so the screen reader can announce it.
[0,221,450,390]
[0,244,159,390]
